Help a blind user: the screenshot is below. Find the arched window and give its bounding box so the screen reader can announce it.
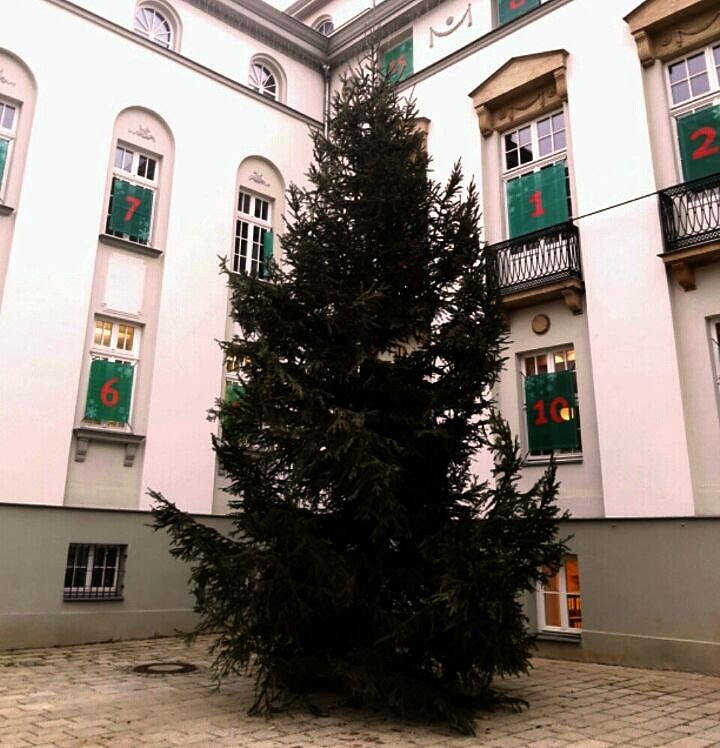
[133,4,177,50]
[249,62,278,100]
[313,17,335,36]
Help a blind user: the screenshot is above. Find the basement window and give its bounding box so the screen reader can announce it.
[63,543,127,601]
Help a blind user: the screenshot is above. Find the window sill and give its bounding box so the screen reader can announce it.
[535,630,582,644]
[98,233,163,258]
[0,203,15,216]
[523,454,583,467]
[74,427,145,467]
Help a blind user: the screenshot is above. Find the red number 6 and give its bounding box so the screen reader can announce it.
[691,126,719,161]
[100,378,120,408]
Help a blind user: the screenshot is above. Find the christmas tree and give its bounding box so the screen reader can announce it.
[151,59,567,734]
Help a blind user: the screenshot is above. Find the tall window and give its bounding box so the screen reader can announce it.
[84,317,140,427]
[521,346,581,458]
[249,63,278,100]
[538,555,582,633]
[0,99,17,197]
[666,44,720,182]
[233,190,273,277]
[503,111,571,238]
[106,144,158,245]
[134,5,173,48]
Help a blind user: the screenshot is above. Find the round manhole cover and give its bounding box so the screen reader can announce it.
[132,662,198,675]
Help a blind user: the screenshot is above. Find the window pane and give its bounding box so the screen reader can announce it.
[94,320,112,347]
[668,59,687,84]
[117,324,135,351]
[565,556,581,593]
[1,104,15,130]
[538,136,552,157]
[536,353,548,374]
[686,51,707,76]
[543,592,562,627]
[690,72,710,98]
[567,595,582,628]
[671,81,690,105]
[145,158,156,181]
[506,149,519,170]
[518,126,531,146]
[542,566,560,592]
[524,356,536,376]
[537,117,550,138]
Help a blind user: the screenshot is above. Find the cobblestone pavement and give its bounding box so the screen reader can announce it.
[1,636,720,747]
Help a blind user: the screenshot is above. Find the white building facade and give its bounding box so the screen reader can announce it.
[1,0,719,674]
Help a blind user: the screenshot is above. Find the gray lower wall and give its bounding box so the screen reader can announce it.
[2,507,720,678]
[0,503,232,650]
[532,517,720,675]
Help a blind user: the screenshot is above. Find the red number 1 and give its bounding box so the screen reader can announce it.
[124,195,142,221]
[691,126,719,161]
[510,0,526,7]
[529,190,545,218]
[533,400,548,425]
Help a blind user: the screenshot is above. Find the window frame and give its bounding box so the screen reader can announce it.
[537,554,582,634]
[502,109,571,239]
[313,16,335,35]
[520,344,582,461]
[133,4,174,50]
[63,543,127,601]
[665,43,720,182]
[84,317,142,429]
[0,97,18,199]
[248,59,283,102]
[106,142,159,246]
[232,190,273,277]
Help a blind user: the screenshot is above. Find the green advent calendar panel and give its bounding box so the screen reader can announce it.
[525,369,579,452]
[677,105,720,182]
[507,162,569,238]
[260,230,273,279]
[108,178,154,242]
[85,359,134,424]
[0,138,8,186]
[498,0,540,25]
[383,39,413,84]
[226,382,246,405]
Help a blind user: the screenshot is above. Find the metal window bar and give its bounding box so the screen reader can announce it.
[658,172,720,253]
[63,543,126,601]
[489,221,582,294]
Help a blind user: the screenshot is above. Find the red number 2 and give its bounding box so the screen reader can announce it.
[100,378,120,408]
[691,127,719,161]
[124,195,142,221]
[529,190,545,218]
[510,0,526,7]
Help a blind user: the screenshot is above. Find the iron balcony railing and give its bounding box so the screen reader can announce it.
[658,172,720,253]
[489,221,582,295]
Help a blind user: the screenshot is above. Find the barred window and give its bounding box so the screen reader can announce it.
[64,543,127,601]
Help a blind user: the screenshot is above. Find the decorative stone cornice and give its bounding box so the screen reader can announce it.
[469,50,568,137]
[624,0,720,66]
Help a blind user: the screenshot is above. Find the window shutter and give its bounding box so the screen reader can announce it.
[383,39,413,84]
[84,359,134,423]
[497,0,540,25]
[525,369,579,451]
[0,138,8,186]
[108,178,154,242]
[676,105,720,182]
[507,162,570,238]
[260,230,273,279]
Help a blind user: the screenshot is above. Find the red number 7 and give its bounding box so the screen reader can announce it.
[124,195,142,221]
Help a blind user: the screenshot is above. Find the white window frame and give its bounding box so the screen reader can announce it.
[133,4,174,49]
[520,345,581,461]
[64,543,126,600]
[710,318,720,392]
[85,317,141,428]
[537,555,582,634]
[0,97,18,198]
[106,143,159,245]
[249,62,279,101]
[666,44,720,180]
[313,16,335,35]
[501,109,571,239]
[232,190,273,276]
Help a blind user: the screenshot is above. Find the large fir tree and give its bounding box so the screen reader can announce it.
[151,59,568,734]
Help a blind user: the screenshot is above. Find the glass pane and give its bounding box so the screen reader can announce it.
[690,73,710,98]
[668,59,687,84]
[536,354,548,374]
[567,594,582,628]
[554,129,567,151]
[537,117,550,138]
[114,147,126,170]
[1,104,15,130]
[551,111,565,132]
[94,320,112,347]
[671,81,690,104]
[543,592,562,627]
[519,144,533,164]
[542,566,560,592]
[554,350,567,370]
[686,51,707,76]
[504,131,519,153]
[524,357,536,376]
[714,45,720,72]
[506,149,519,170]
[538,135,552,157]
[518,126,531,146]
[117,325,134,351]
[565,556,581,593]
[145,158,156,181]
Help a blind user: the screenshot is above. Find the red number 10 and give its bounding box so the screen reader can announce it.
[691,126,719,161]
[533,396,570,425]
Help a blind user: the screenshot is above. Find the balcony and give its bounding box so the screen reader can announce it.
[489,222,584,314]
[658,173,720,291]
